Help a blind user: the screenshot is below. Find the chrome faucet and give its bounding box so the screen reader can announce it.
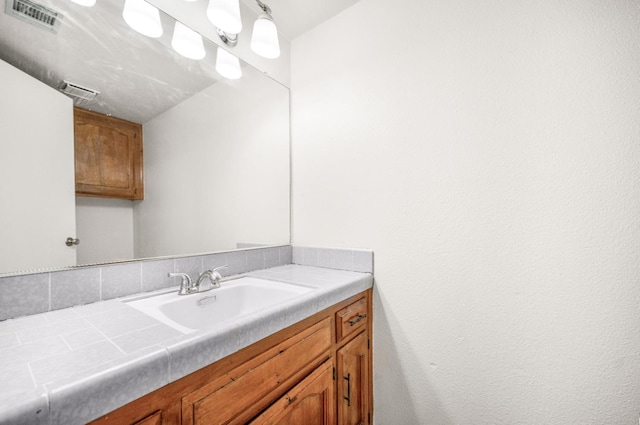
[168,265,228,296]
[168,272,194,295]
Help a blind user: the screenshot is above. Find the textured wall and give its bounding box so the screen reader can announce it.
[290,0,640,423]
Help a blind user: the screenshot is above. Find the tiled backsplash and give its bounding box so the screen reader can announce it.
[0,245,373,321]
[0,246,292,321]
[292,246,374,273]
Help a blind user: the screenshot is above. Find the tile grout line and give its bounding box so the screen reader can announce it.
[107,321,166,343]
[89,323,127,356]
[25,362,39,389]
[59,334,73,351]
[138,262,143,293]
[99,267,103,301]
[47,272,52,313]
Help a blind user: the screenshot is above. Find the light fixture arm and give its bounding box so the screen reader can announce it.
[217,27,238,46]
[255,0,271,16]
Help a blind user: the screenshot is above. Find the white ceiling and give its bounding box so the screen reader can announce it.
[241,0,362,40]
[0,0,223,123]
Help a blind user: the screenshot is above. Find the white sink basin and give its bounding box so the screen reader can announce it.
[126,277,312,334]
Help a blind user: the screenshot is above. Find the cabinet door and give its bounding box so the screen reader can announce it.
[74,107,143,200]
[337,331,370,425]
[249,360,335,425]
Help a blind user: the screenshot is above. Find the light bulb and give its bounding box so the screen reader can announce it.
[250,14,280,59]
[122,0,163,38]
[171,22,206,60]
[215,47,242,80]
[69,0,96,6]
[206,0,242,34]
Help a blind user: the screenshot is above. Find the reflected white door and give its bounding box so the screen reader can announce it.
[0,60,76,274]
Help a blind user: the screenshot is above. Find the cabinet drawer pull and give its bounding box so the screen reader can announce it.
[349,314,367,327]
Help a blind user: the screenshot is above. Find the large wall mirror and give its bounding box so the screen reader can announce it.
[0,0,290,275]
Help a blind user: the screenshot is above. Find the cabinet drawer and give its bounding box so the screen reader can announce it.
[182,318,331,425]
[336,298,368,342]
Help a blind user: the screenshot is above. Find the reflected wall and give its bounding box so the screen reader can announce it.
[135,67,290,258]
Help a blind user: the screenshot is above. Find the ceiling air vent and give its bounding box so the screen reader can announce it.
[5,0,63,33]
[60,81,100,102]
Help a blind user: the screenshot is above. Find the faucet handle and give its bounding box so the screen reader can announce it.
[210,265,228,287]
[168,272,193,295]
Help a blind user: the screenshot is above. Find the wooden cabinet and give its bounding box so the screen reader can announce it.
[74,107,144,200]
[88,290,372,425]
[335,297,371,425]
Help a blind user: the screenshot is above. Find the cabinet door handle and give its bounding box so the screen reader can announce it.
[349,314,367,327]
[343,373,351,406]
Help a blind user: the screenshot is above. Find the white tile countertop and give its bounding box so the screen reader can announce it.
[0,265,373,425]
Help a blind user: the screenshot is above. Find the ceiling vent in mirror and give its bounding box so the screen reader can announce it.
[60,81,100,103]
[5,0,62,33]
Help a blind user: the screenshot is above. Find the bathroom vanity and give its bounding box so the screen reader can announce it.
[0,261,373,425]
[90,289,372,425]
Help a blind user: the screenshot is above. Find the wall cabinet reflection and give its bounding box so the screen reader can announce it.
[74,108,144,200]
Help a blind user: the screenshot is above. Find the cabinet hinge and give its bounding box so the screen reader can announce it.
[368,412,371,424]
[333,367,336,380]
[368,339,370,349]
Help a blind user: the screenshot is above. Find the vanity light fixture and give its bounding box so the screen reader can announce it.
[215,46,242,80]
[171,21,206,60]
[122,0,163,38]
[250,0,279,59]
[206,0,242,35]
[69,0,96,7]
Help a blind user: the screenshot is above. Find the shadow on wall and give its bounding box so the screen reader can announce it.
[373,286,454,425]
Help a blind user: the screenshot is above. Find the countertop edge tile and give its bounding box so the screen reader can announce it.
[47,346,170,425]
[166,324,241,382]
[0,390,49,425]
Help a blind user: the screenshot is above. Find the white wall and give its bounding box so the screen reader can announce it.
[135,70,290,258]
[0,59,77,273]
[75,197,134,265]
[291,1,640,424]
